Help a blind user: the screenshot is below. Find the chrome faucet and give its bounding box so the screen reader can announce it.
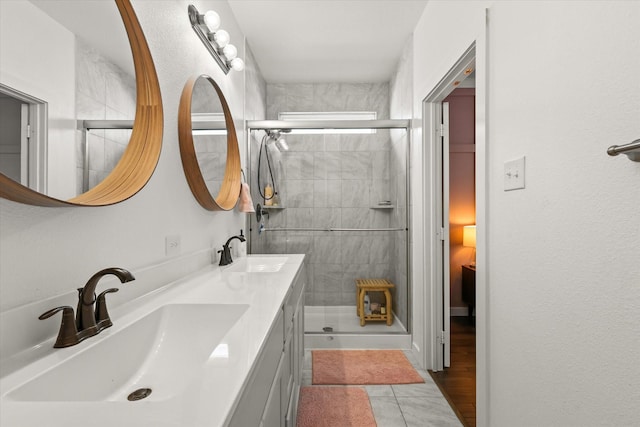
[39,267,135,348]
[218,231,246,266]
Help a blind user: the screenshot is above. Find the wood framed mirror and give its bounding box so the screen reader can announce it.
[0,0,162,207]
[178,75,241,211]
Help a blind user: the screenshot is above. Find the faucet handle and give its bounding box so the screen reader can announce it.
[39,306,80,348]
[95,288,119,329]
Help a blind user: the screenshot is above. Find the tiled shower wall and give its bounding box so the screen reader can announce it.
[250,83,409,329]
[75,39,135,195]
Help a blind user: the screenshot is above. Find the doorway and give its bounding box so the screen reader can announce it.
[421,43,479,427]
[432,83,477,427]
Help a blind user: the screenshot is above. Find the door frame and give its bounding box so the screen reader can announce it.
[423,45,476,372]
[0,83,48,193]
[418,9,489,425]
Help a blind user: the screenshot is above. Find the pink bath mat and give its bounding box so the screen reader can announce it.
[312,349,424,385]
[296,386,376,427]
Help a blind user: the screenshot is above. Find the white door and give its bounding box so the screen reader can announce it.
[436,102,451,368]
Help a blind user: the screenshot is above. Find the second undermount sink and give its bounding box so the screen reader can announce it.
[223,256,288,273]
[6,303,249,402]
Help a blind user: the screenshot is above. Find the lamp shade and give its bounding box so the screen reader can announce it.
[463,225,476,248]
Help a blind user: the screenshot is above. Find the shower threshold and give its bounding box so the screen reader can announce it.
[304,305,411,349]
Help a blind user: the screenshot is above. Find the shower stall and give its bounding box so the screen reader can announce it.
[247,118,410,347]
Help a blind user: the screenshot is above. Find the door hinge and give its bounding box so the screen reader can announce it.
[438,227,445,241]
[437,122,444,136]
[26,124,32,139]
[438,330,446,345]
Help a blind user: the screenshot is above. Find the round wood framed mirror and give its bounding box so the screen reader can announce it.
[178,75,241,211]
[0,0,162,207]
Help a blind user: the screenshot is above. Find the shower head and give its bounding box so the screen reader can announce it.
[266,129,290,151]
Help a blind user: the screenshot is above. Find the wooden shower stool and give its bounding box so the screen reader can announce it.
[356,278,394,326]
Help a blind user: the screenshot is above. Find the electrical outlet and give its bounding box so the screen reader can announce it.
[165,235,181,256]
[504,156,525,191]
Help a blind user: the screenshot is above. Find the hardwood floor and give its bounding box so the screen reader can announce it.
[429,316,476,427]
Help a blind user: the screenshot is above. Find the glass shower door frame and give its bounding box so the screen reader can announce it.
[246,119,411,334]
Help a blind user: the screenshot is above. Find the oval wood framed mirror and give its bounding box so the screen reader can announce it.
[178,75,241,211]
[0,0,162,207]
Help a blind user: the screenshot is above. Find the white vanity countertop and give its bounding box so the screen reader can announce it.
[0,254,305,427]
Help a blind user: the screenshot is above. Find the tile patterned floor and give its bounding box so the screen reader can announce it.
[303,350,463,427]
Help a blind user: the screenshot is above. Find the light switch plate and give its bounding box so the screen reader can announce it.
[165,235,181,256]
[504,156,525,191]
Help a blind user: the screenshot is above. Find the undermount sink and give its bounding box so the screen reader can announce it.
[7,303,249,402]
[223,256,288,273]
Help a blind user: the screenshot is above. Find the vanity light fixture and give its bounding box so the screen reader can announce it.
[188,5,245,74]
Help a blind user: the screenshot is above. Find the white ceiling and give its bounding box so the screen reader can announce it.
[228,0,428,83]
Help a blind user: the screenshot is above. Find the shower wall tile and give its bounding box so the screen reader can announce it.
[287,134,324,152]
[264,234,288,254]
[313,180,342,208]
[285,180,314,207]
[312,236,342,264]
[313,152,342,180]
[313,264,343,294]
[283,152,314,180]
[342,208,370,229]
[287,234,314,255]
[315,291,344,306]
[372,151,390,179]
[286,84,314,111]
[77,92,106,120]
[341,235,371,264]
[313,84,345,111]
[340,134,371,152]
[371,210,391,229]
[288,208,313,228]
[341,152,371,179]
[266,84,286,119]
[370,235,391,264]
[324,135,341,152]
[313,208,341,229]
[341,180,369,207]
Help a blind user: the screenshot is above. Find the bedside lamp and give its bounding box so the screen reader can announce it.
[463,225,476,267]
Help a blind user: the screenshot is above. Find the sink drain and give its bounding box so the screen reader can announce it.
[127,388,152,401]
[323,326,333,332]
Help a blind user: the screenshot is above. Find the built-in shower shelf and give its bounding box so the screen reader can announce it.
[370,205,394,209]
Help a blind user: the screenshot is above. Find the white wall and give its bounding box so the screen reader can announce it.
[0,0,254,316]
[0,0,76,200]
[412,1,640,426]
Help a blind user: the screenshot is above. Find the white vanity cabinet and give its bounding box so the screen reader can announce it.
[227,265,306,427]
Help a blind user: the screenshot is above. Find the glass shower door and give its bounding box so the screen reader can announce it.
[248,123,409,336]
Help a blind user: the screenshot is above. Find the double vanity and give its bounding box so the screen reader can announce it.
[0,255,306,427]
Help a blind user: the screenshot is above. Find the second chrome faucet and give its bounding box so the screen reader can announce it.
[39,267,135,348]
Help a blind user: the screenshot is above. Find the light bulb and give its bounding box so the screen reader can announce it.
[223,44,238,60]
[229,57,244,71]
[203,10,220,32]
[213,29,230,48]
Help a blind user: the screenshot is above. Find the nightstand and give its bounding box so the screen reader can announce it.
[461,265,476,319]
